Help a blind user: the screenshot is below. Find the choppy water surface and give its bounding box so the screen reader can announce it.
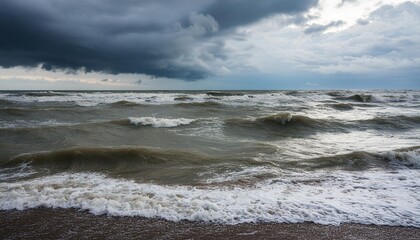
[0,90,419,226]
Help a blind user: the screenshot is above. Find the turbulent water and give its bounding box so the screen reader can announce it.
[0,90,419,226]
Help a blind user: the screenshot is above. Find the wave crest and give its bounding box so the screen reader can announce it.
[382,148,420,169]
[3,147,209,173]
[257,112,293,125]
[290,146,420,170]
[128,117,195,128]
[225,113,332,131]
[111,100,141,106]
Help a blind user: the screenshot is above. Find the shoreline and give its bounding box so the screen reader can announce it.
[1,208,419,240]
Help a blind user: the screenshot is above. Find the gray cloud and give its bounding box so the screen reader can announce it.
[337,0,358,8]
[304,20,345,34]
[205,0,318,30]
[293,2,420,75]
[0,0,318,80]
[357,19,370,25]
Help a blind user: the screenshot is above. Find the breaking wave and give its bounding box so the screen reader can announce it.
[127,117,195,128]
[336,94,384,103]
[226,113,420,134]
[225,113,339,132]
[0,170,418,226]
[288,146,420,170]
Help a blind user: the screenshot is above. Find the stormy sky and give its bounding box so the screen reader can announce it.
[0,0,419,90]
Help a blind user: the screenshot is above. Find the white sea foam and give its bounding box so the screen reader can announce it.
[0,163,35,181]
[0,119,71,129]
[0,90,417,107]
[1,170,419,226]
[128,117,195,128]
[199,166,278,184]
[0,92,302,108]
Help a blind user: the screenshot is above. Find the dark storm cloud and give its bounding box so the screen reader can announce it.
[0,0,318,80]
[304,20,345,34]
[205,0,319,29]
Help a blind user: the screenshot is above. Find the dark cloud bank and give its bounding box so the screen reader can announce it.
[0,0,318,80]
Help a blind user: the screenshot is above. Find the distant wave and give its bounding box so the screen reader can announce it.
[174,95,193,101]
[206,91,245,97]
[22,91,68,97]
[326,91,347,97]
[336,94,384,103]
[176,101,224,108]
[0,106,78,116]
[128,117,195,128]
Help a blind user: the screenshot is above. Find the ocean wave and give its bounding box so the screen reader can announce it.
[0,107,29,116]
[206,91,245,97]
[359,115,420,129]
[336,94,385,103]
[325,103,354,110]
[382,148,420,168]
[3,147,210,171]
[348,94,373,102]
[23,91,68,97]
[0,99,14,105]
[289,146,420,170]
[225,113,337,132]
[0,116,196,131]
[174,95,194,101]
[0,119,73,129]
[175,101,224,108]
[128,117,195,128]
[1,147,272,178]
[326,91,347,97]
[0,170,418,226]
[226,113,420,135]
[110,100,142,107]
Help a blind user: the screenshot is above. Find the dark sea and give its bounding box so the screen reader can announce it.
[0,90,419,226]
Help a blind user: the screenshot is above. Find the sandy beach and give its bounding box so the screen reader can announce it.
[1,209,419,240]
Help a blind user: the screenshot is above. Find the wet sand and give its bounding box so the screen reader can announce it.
[1,209,419,240]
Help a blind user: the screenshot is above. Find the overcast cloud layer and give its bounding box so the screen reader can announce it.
[0,0,318,80]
